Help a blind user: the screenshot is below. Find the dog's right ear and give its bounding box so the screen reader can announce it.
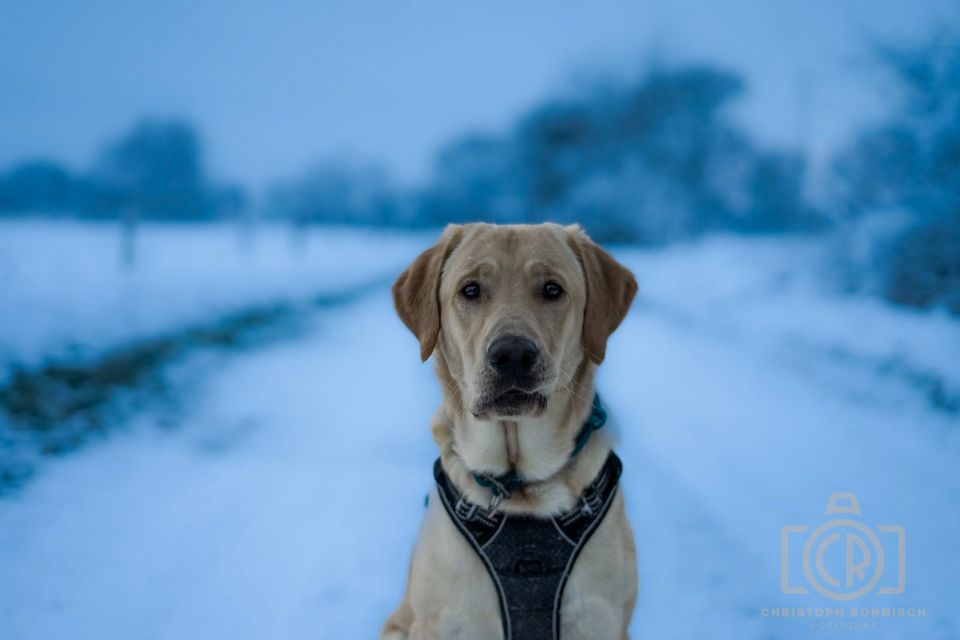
[392,225,464,361]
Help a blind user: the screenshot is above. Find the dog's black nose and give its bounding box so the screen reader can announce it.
[487,335,539,379]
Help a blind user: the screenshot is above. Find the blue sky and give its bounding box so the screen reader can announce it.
[0,0,955,188]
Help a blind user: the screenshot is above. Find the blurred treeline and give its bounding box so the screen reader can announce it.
[0,120,246,221]
[1,31,957,313]
[267,65,818,241]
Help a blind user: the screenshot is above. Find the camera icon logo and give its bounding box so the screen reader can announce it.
[781,493,906,601]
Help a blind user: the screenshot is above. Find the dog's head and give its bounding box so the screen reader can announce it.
[393,223,636,420]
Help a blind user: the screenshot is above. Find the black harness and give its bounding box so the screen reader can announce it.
[433,451,622,640]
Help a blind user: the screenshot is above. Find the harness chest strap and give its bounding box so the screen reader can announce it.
[433,452,623,640]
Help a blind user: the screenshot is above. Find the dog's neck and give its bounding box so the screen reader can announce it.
[500,420,521,468]
[430,352,611,516]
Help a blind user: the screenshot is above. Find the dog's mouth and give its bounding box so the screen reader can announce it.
[477,387,548,417]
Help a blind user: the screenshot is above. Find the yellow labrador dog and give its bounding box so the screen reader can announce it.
[383,223,638,640]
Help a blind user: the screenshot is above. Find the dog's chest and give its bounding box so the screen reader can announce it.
[483,515,577,639]
[433,453,622,640]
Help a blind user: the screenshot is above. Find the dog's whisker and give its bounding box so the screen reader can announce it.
[557,368,592,406]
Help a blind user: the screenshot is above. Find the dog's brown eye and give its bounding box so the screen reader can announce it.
[543,281,563,300]
[460,282,481,299]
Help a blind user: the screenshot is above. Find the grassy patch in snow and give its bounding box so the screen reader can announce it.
[0,276,389,492]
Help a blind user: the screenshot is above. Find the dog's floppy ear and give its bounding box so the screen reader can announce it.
[392,225,464,361]
[566,225,638,364]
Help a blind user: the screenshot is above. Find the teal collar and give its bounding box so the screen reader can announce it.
[472,393,607,504]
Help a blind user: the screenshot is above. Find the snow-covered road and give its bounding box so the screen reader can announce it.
[1,235,958,639]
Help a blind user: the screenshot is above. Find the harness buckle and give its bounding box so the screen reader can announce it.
[475,473,513,514]
[487,491,503,515]
[454,495,479,522]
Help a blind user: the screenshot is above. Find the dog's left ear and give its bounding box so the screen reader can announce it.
[566,225,638,365]
[392,225,464,361]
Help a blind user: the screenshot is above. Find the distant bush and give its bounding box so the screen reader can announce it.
[89,118,246,220]
[417,65,820,243]
[0,160,79,214]
[885,213,960,314]
[833,28,960,314]
[265,161,401,227]
[0,118,246,221]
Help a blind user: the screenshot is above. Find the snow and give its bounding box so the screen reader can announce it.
[0,220,430,381]
[1,225,958,639]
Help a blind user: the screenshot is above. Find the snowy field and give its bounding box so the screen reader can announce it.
[1,224,958,639]
[0,220,429,382]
